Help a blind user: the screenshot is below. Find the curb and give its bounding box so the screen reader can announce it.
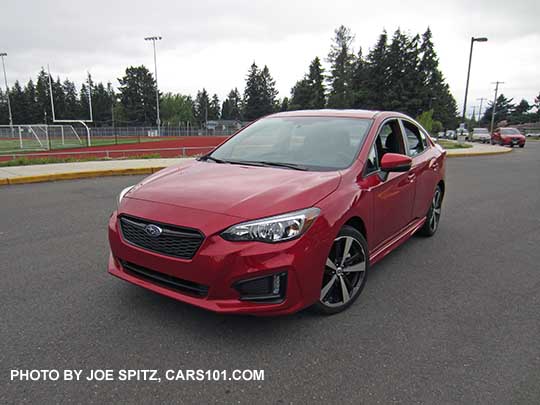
[0,166,166,186]
[446,148,513,158]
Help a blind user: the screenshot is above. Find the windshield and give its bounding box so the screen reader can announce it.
[209,116,372,171]
[474,128,488,133]
[501,128,520,135]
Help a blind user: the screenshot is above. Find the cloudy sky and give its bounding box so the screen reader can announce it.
[1,0,539,118]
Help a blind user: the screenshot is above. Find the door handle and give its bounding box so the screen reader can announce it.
[407,173,416,183]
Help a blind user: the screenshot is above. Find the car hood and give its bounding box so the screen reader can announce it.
[125,160,342,219]
[501,134,525,139]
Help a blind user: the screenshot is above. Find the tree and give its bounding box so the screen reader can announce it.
[92,82,114,125]
[243,62,265,120]
[327,25,356,108]
[208,94,221,120]
[221,88,242,120]
[117,65,158,125]
[160,93,194,126]
[365,30,389,109]
[62,79,79,120]
[280,97,289,112]
[9,81,26,124]
[259,65,279,115]
[36,68,52,124]
[481,94,515,125]
[194,88,210,124]
[290,57,326,110]
[417,28,458,128]
[351,48,368,108]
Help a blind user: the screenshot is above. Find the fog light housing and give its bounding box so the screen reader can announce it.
[233,272,287,303]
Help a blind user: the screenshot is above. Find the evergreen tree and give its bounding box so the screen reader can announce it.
[117,65,157,125]
[351,48,368,108]
[209,94,221,120]
[365,30,389,109]
[280,97,289,112]
[327,25,356,108]
[9,81,26,124]
[36,68,52,123]
[22,80,39,123]
[289,78,312,110]
[92,82,114,125]
[194,88,210,124]
[243,62,264,120]
[259,65,278,115]
[62,79,79,120]
[0,88,7,124]
[417,28,458,128]
[481,94,515,125]
[221,88,242,120]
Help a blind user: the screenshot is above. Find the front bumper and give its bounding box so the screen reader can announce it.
[500,137,525,146]
[108,209,332,316]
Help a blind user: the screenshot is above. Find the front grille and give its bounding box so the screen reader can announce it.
[119,215,204,259]
[121,260,209,297]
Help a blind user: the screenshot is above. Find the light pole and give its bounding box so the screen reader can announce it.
[144,36,162,136]
[0,52,14,137]
[462,37,488,130]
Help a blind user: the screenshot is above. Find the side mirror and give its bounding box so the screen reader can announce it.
[380,153,412,173]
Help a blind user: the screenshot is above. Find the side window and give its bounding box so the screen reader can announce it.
[365,143,379,174]
[402,120,425,157]
[379,119,405,155]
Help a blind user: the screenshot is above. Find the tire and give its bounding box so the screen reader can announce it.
[519,144,524,148]
[312,226,369,315]
[418,185,443,237]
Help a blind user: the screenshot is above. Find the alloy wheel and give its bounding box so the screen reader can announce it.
[429,188,442,232]
[320,236,367,308]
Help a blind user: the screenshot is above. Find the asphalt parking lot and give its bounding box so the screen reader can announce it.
[1,143,539,403]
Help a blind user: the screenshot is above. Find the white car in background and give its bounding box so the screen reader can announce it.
[472,128,491,143]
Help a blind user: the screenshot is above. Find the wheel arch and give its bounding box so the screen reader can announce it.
[344,216,367,242]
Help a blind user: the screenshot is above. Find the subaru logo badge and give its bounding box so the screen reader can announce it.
[144,224,162,237]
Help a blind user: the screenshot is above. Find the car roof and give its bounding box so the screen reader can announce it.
[269,109,403,120]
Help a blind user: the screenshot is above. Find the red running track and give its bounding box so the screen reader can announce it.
[0,136,230,162]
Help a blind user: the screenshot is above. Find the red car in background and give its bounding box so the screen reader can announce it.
[491,127,526,147]
[108,110,446,315]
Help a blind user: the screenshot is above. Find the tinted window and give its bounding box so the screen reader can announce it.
[211,117,372,170]
[402,120,425,156]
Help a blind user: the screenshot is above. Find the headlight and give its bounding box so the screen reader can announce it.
[221,208,320,243]
[118,186,134,207]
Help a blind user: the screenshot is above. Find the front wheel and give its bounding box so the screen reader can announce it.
[519,144,525,148]
[312,226,369,315]
[418,185,443,237]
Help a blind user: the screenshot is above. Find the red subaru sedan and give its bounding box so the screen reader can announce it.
[491,127,526,147]
[108,110,446,315]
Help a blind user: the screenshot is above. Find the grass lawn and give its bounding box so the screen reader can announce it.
[435,139,473,149]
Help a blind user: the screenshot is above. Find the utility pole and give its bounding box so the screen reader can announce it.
[144,36,162,136]
[477,97,487,121]
[471,105,476,122]
[0,52,14,137]
[490,81,504,133]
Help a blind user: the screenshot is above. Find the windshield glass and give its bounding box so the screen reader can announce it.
[210,116,372,170]
[474,128,488,133]
[501,128,520,135]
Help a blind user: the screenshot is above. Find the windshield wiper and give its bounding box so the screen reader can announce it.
[250,161,309,171]
[197,155,226,163]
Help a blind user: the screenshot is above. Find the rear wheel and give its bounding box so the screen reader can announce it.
[418,185,443,237]
[312,226,368,315]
